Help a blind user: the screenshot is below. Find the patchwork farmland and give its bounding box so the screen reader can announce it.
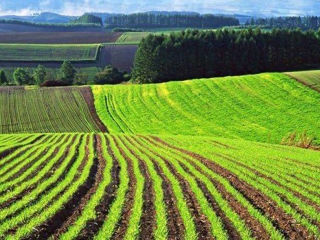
[0,71,320,239]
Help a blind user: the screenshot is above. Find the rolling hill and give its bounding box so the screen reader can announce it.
[286,70,320,93]
[0,71,320,239]
[93,72,320,144]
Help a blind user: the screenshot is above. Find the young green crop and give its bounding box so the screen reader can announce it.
[94,135,130,240]
[92,73,320,144]
[119,135,168,239]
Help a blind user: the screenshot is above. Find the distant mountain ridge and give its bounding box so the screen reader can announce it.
[0,11,253,25]
[0,12,75,24]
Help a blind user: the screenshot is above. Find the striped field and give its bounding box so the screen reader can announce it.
[0,133,319,239]
[93,72,320,144]
[286,70,320,93]
[0,86,106,133]
[0,44,100,62]
[0,71,320,239]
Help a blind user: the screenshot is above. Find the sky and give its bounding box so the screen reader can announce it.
[0,0,320,16]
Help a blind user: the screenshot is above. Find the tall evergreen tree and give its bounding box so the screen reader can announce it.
[0,70,8,85]
[60,61,76,85]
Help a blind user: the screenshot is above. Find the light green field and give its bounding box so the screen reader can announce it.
[115,31,176,44]
[286,70,320,92]
[0,44,100,62]
[116,32,150,44]
[93,72,320,144]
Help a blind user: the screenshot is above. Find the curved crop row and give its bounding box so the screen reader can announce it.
[0,87,106,134]
[0,133,319,239]
[93,73,320,144]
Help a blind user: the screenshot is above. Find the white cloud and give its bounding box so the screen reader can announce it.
[0,6,37,16]
[0,0,320,16]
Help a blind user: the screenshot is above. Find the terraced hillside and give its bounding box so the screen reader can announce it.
[93,72,320,144]
[286,70,320,92]
[0,87,106,133]
[0,133,319,239]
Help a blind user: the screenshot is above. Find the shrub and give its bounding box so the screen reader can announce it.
[94,66,124,85]
[40,80,66,87]
[13,68,33,85]
[33,65,47,85]
[73,72,89,85]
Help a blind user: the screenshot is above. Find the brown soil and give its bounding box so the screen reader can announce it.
[0,135,76,210]
[4,135,65,183]
[146,136,271,239]
[77,135,121,239]
[0,32,121,44]
[18,135,96,239]
[0,135,45,166]
[110,136,136,240]
[150,136,315,239]
[128,136,186,240]
[79,87,108,132]
[50,135,105,239]
[178,161,241,240]
[215,153,320,213]
[0,148,39,179]
[119,136,156,240]
[138,138,213,239]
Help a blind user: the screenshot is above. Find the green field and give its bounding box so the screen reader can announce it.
[0,71,320,239]
[0,86,105,133]
[116,32,150,44]
[93,72,320,144]
[0,44,100,62]
[115,31,176,44]
[286,70,320,92]
[0,133,319,239]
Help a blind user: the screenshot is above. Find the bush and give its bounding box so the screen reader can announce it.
[13,68,33,85]
[73,72,89,85]
[40,80,66,87]
[112,28,143,32]
[33,65,47,85]
[94,66,124,85]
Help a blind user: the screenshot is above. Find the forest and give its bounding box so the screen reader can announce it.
[248,16,320,30]
[105,13,239,29]
[132,28,320,83]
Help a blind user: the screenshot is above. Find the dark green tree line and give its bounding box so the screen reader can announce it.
[247,16,320,30]
[132,28,320,83]
[105,13,239,29]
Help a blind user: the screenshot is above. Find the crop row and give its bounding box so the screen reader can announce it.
[0,133,319,239]
[93,73,320,144]
[0,44,100,62]
[0,87,105,133]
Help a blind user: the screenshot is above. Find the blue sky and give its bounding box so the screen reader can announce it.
[0,0,320,16]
